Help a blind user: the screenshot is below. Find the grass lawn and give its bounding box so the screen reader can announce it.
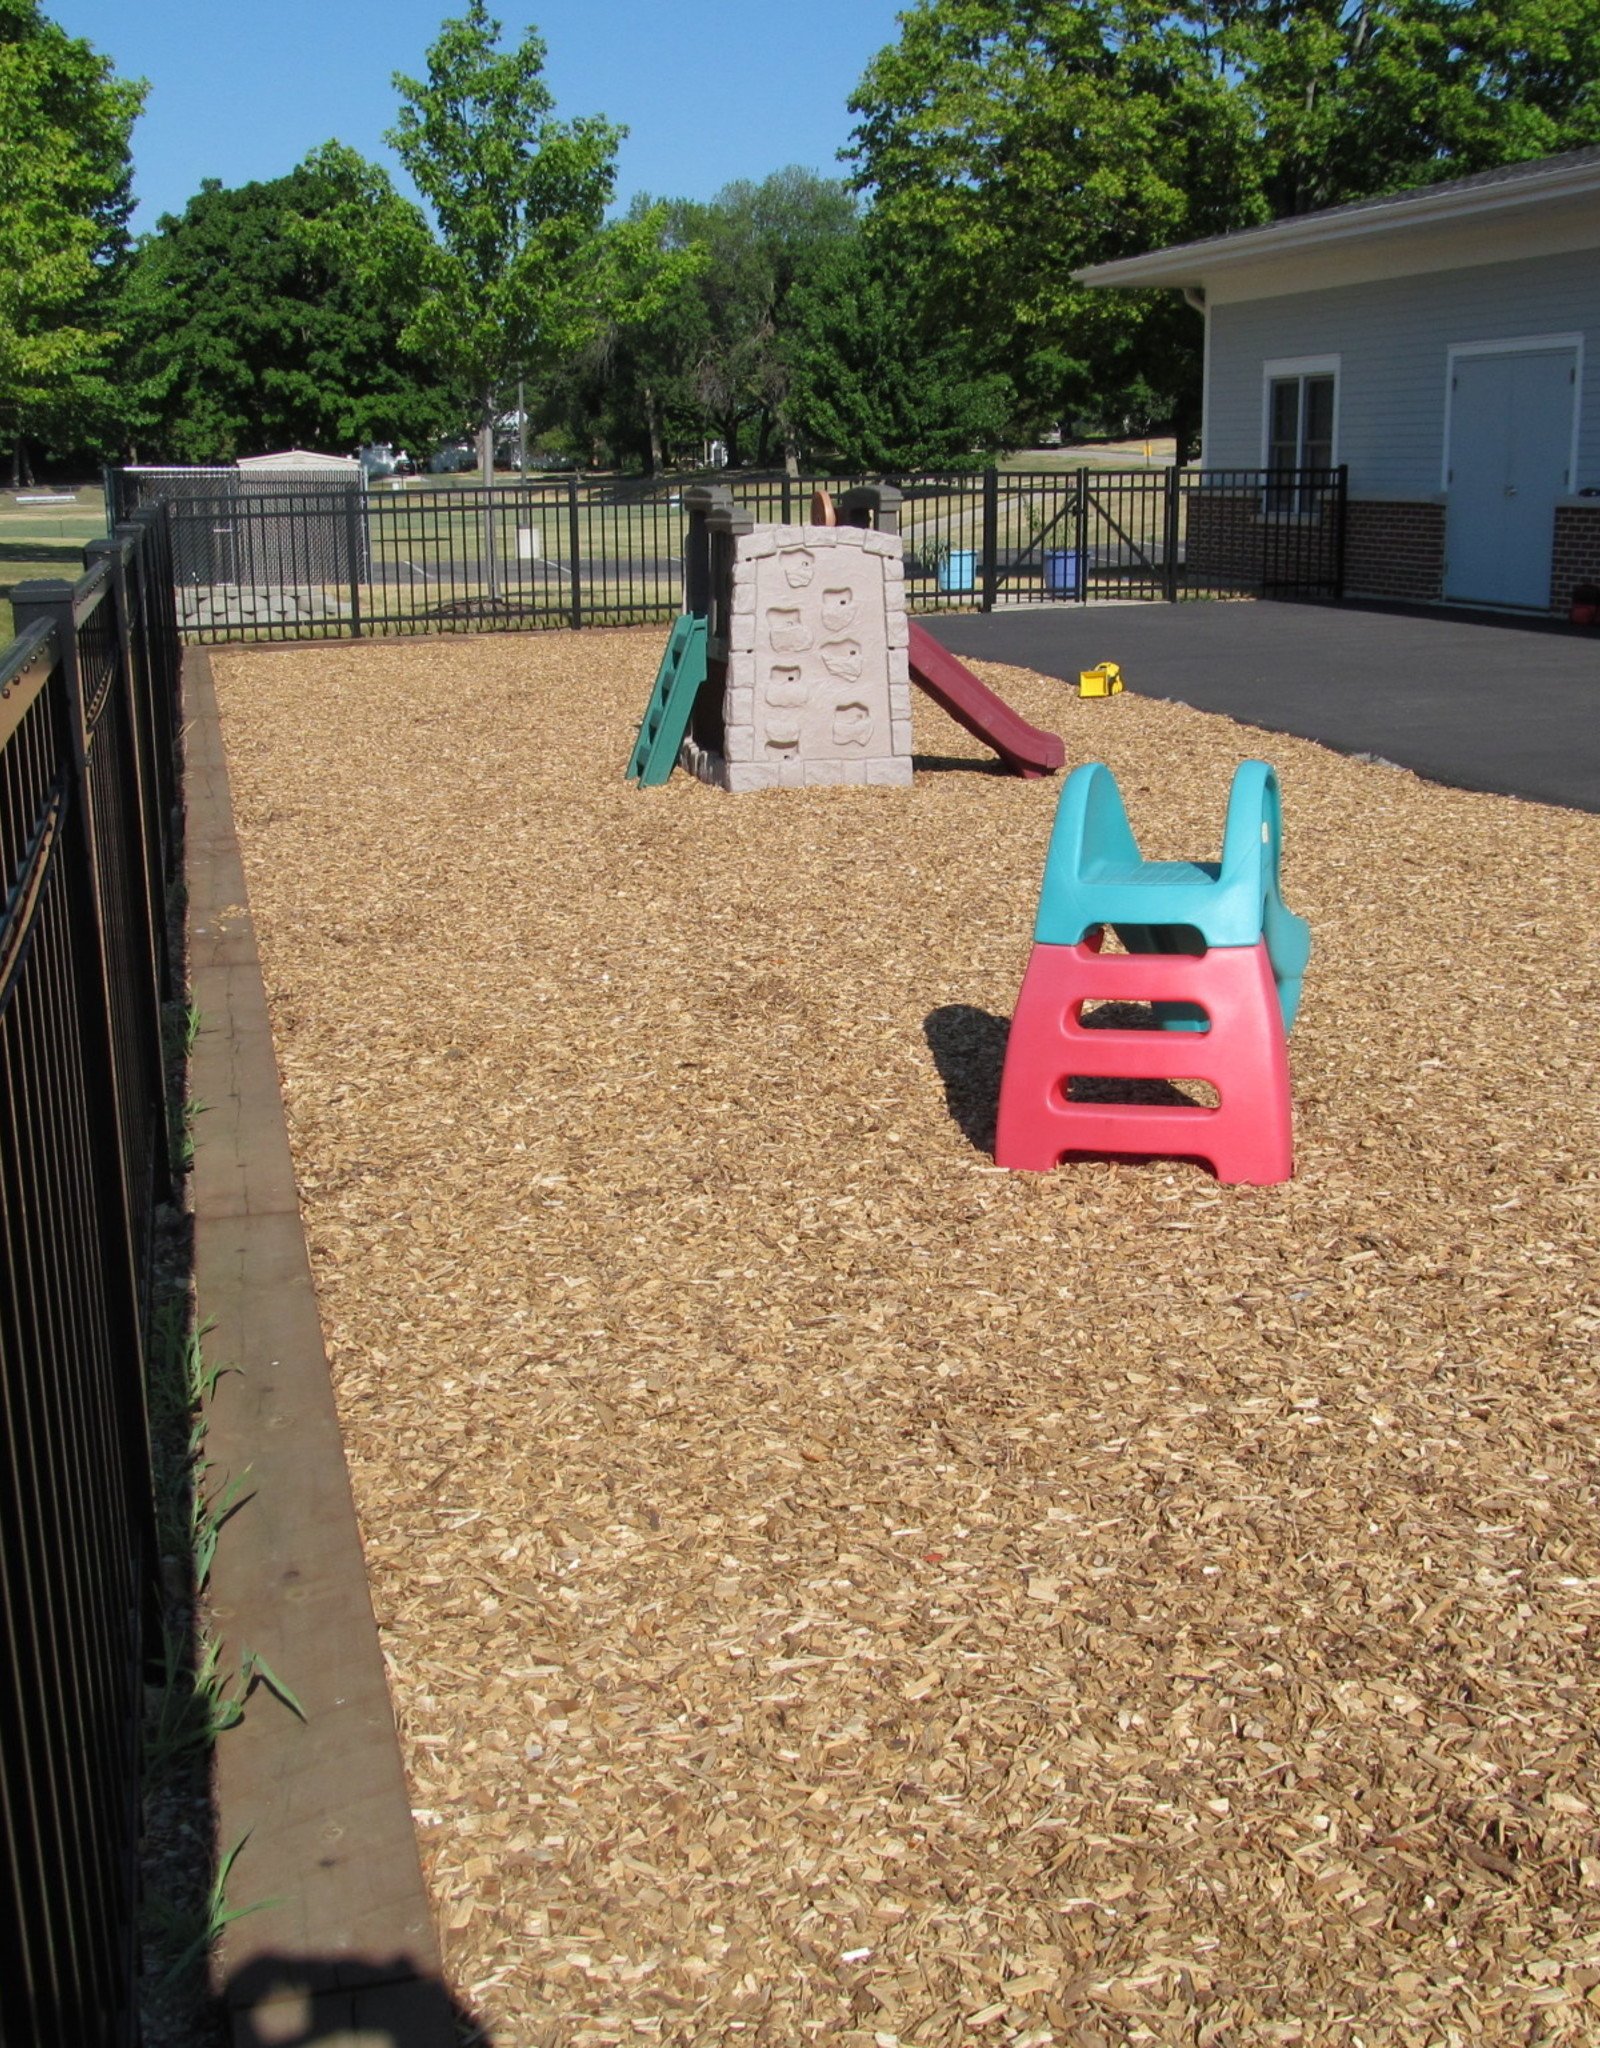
[0,483,108,640]
[170,469,1185,641]
[1004,439,1180,472]
[0,466,1185,645]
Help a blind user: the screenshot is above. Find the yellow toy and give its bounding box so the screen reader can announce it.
[1078,661,1123,698]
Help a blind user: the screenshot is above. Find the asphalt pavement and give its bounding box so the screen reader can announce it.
[925,599,1600,813]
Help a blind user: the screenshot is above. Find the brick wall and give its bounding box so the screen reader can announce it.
[1183,492,1261,589]
[1183,487,1341,595]
[1551,504,1600,614]
[1343,501,1444,603]
[1189,493,1596,614]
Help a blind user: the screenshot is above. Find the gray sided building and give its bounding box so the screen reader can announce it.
[1078,149,1600,617]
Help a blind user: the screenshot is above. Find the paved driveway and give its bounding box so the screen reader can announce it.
[926,600,1600,813]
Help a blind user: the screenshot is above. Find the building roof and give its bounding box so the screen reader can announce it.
[237,449,362,472]
[1075,147,1600,291]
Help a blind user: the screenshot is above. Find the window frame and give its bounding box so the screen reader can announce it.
[1261,355,1341,516]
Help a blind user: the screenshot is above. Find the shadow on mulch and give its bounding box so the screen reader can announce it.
[927,999,1228,1162]
[226,1955,493,2046]
[911,751,1010,776]
[923,1003,1008,1152]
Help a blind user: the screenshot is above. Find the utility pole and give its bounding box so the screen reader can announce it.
[479,403,500,603]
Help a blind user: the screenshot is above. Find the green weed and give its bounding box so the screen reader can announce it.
[145,1833,276,1992]
[191,1467,253,1593]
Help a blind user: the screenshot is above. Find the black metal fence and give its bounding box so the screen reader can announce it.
[110,464,1346,642]
[1,508,181,2046]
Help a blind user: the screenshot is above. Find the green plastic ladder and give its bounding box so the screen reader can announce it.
[626,614,709,786]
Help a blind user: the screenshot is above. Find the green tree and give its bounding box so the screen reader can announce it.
[847,0,1600,451]
[848,0,1255,450]
[117,163,457,464]
[1220,0,1600,217]
[538,170,861,474]
[307,2,668,488]
[0,0,144,480]
[543,194,711,472]
[786,231,1014,468]
[670,169,862,469]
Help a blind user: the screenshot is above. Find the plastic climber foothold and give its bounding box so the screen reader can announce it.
[994,759,1311,1182]
[994,933,1295,1183]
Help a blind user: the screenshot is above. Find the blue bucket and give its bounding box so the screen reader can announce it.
[1044,548,1081,596]
[937,548,977,593]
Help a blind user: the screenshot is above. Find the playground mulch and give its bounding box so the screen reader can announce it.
[212,627,1600,2047]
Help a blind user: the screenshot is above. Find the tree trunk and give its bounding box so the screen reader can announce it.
[1170,386,1202,467]
[644,385,662,478]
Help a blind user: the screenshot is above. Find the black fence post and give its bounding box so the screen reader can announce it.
[1075,469,1090,604]
[1333,464,1348,600]
[85,536,174,1036]
[16,569,169,1246]
[567,476,583,630]
[1163,466,1181,603]
[115,518,177,868]
[8,577,158,1497]
[137,501,182,691]
[6,540,179,2035]
[344,489,364,638]
[980,468,999,613]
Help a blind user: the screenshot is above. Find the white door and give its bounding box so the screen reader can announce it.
[1445,348,1576,607]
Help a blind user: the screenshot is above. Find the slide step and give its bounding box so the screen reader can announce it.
[626,614,709,786]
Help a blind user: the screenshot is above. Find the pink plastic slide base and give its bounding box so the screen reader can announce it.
[994,936,1294,1184]
[906,622,1065,778]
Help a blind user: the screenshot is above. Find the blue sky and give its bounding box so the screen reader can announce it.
[51,0,910,231]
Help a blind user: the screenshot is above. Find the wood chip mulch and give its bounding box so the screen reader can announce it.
[212,627,1600,2048]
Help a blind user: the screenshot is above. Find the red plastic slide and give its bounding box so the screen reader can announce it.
[906,621,1065,778]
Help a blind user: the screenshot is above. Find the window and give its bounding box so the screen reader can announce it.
[1263,358,1338,513]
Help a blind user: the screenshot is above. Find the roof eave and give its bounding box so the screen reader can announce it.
[1072,161,1600,290]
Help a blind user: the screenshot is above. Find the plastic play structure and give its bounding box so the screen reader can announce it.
[995,759,1311,1183]
[905,621,1065,778]
[626,482,1063,788]
[626,611,708,785]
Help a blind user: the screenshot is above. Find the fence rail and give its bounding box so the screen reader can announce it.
[1,507,182,2046]
[109,464,1346,643]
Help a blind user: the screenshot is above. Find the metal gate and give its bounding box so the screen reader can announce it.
[985,467,1347,605]
[111,463,1347,643]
